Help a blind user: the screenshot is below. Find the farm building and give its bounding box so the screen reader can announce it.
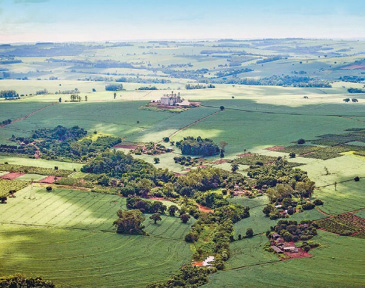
[284,246,298,253]
[160,91,182,106]
[271,246,283,253]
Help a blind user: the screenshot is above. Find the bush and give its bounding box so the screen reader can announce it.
[297,138,306,144]
[302,202,315,210]
[313,199,323,206]
[46,186,52,192]
[354,176,360,182]
[185,232,199,242]
[289,152,296,158]
[246,228,254,238]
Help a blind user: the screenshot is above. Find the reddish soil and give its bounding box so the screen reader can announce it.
[198,165,208,168]
[144,196,166,201]
[38,176,62,184]
[197,204,214,213]
[284,250,312,259]
[174,172,184,177]
[210,159,228,164]
[341,65,365,70]
[265,146,285,151]
[114,144,139,149]
[300,151,316,156]
[192,261,204,266]
[1,172,25,180]
[236,152,253,157]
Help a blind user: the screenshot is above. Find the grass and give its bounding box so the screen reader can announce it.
[0,179,29,197]
[0,155,83,171]
[204,231,365,288]
[0,187,193,287]
[16,174,47,182]
[0,224,192,288]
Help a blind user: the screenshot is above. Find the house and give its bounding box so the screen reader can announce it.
[160,91,182,106]
[176,99,191,107]
[272,233,280,239]
[271,246,283,253]
[284,246,298,253]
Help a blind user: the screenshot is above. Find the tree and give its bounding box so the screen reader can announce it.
[46,186,52,192]
[231,163,239,172]
[168,205,179,216]
[289,152,296,158]
[58,97,62,103]
[154,157,160,164]
[297,138,305,144]
[220,106,225,111]
[163,137,170,142]
[246,228,254,238]
[180,213,191,223]
[343,98,350,102]
[85,95,88,101]
[113,209,145,235]
[150,213,162,224]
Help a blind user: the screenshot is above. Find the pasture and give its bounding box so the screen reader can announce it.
[0,186,193,287]
[204,231,365,288]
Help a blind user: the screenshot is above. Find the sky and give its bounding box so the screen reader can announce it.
[0,0,364,43]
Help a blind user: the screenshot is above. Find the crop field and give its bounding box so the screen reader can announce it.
[0,178,29,197]
[0,155,84,171]
[0,224,192,288]
[204,231,365,288]
[15,173,47,182]
[0,187,193,237]
[0,187,194,287]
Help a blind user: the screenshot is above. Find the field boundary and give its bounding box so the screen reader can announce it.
[0,102,58,127]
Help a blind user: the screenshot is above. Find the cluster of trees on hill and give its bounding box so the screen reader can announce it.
[176,137,220,156]
[9,126,121,161]
[215,68,253,78]
[0,90,19,99]
[256,56,284,64]
[137,86,158,90]
[212,75,331,88]
[347,88,365,93]
[105,84,123,91]
[0,274,55,287]
[185,83,215,89]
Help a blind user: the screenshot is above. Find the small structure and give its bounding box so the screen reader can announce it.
[272,233,280,240]
[160,91,182,106]
[271,246,283,253]
[284,246,298,253]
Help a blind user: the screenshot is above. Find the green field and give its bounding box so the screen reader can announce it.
[204,231,365,288]
[1,39,365,287]
[0,224,192,288]
[0,187,193,287]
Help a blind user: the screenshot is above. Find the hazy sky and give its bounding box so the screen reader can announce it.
[0,0,364,43]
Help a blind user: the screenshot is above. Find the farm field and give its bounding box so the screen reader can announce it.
[0,38,365,287]
[0,187,193,238]
[204,231,365,288]
[0,187,194,287]
[0,155,84,171]
[0,224,192,288]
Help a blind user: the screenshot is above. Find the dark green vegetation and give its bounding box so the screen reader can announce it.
[315,213,365,237]
[6,125,121,161]
[176,137,220,157]
[0,274,55,288]
[0,163,73,176]
[267,220,318,243]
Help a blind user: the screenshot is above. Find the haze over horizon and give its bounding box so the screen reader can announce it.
[0,0,364,43]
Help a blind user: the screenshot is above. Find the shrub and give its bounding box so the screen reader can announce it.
[246,228,254,238]
[46,186,52,192]
[313,199,323,206]
[302,202,315,210]
[289,152,296,158]
[297,138,306,144]
[354,176,360,182]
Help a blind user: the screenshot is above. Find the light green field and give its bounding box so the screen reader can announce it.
[0,155,83,171]
[204,231,365,288]
[16,174,46,182]
[0,187,193,238]
[0,224,192,288]
[0,187,194,287]
[354,209,365,219]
